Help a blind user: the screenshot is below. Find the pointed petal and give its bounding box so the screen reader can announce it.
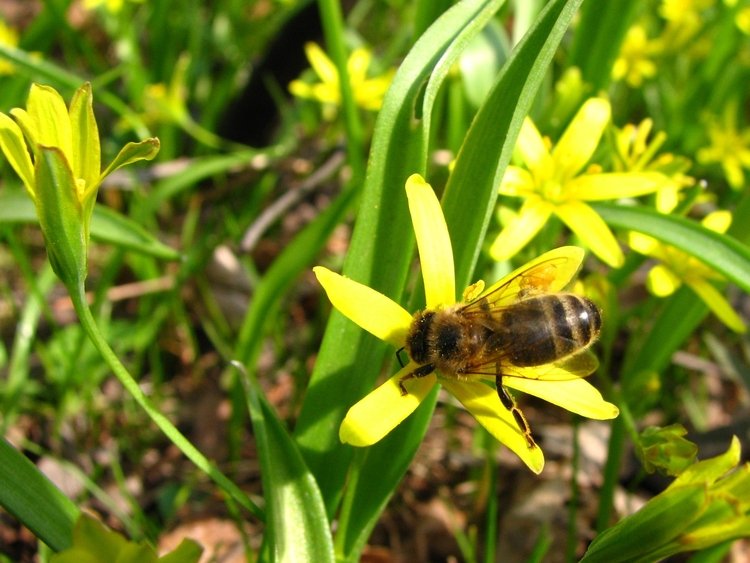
[406,174,455,308]
[347,47,371,82]
[489,198,551,261]
[305,42,338,84]
[505,377,619,419]
[24,84,73,160]
[553,98,610,179]
[442,379,544,473]
[99,138,160,181]
[687,277,746,333]
[646,264,680,296]
[313,266,413,347]
[555,201,624,267]
[339,368,436,446]
[68,83,100,198]
[628,230,660,256]
[498,166,536,197]
[516,117,550,173]
[566,172,666,201]
[0,113,35,198]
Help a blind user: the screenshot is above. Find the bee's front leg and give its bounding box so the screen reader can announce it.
[399,363,435,395]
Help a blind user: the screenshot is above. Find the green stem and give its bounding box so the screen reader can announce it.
[67,282,263,521]
[317,0,366,186]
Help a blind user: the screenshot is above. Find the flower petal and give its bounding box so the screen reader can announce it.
[565,172,666,201]
[628,231,660,256]
[23,83,73,160]
[498,166,536,197]
[555,200,624,267]
[442,379,544,473]
[516,117,550,174]
[68,83,100,198]
[305,42,338,84]
[99,138,160,182]
[339,368,437,446]
[406,174,455,308]
[647,264,681,296]
[552,98,610,180]
[505,377,619,419]
[313,266,413,347]
[0,113,35,198]
[489,197,551,261]
[686,277,746,333]
[347,47,371,82]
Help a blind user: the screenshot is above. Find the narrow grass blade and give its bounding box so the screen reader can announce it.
[593,203,750,293]
[0,438,79,552]
[0,191,179,260]
[240,368,334,563]
[336,0,584,559]
[295,0,505,517]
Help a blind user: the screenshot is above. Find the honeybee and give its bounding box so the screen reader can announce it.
[399,247,601,449]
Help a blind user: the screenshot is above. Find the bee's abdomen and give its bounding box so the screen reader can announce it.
[502,294,601,366]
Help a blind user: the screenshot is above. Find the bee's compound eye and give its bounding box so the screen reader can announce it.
[405,310,434,364]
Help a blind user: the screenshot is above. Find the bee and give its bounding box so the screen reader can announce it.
[398,247,601,449]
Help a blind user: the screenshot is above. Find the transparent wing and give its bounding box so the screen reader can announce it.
[448,348,599,382]
[462,246,584,315]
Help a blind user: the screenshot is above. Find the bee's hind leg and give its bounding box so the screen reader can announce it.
[496,374,537,449]
[399,364,435,395]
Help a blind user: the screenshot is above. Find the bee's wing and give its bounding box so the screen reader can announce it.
[505,349,600,381]
[455,349,599,382]
[462,246,585,314]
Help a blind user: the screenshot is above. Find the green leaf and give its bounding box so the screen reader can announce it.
[593,203,750,293]
[0,437,79,552]
[581,485,706,563]
[568,0,641,91]
[35,146,87,290]
[50,514,202,563]
[99,138,160,182]
[0,191,179,261]
[332,0,585,559]
[90,204,180,261]
[294,0,507,520]
[241,370,334,563]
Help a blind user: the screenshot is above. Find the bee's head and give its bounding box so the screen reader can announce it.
[405,310,434,364]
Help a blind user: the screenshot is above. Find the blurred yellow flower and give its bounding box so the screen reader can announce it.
[612,25,658,87]
[490,98,667,268]
[628,211,745,333]
[697,104,750,190]
[612,118,694,212]
[289,42,394,117]
[0,20,19,75]
[83,0,143,13]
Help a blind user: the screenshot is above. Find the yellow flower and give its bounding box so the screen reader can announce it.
[0,83,159,286]
[289,42,393,116]
[83,0,143,13]
[612,118,694,213]
[315,174,618,474]
[489,98,667,268]
[628,211,746,333]
[737,7,750,34]
[697,104,750,190]
[0,20,19,75]
[612,25,659,87]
